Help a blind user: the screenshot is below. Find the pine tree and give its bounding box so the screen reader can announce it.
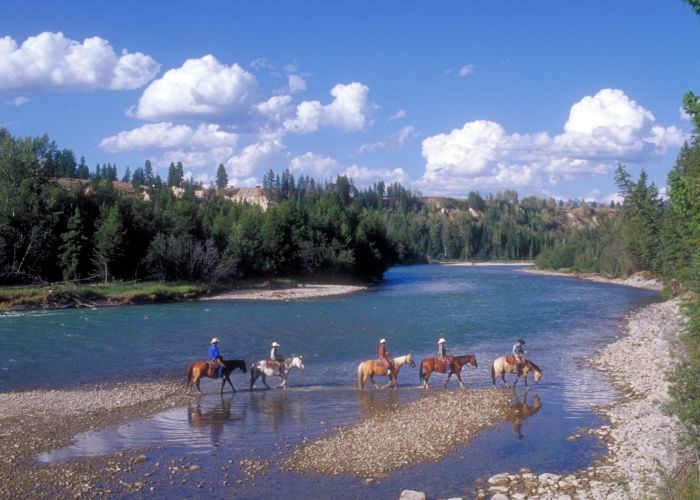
[216,163,228,189]
[58,208,86,280]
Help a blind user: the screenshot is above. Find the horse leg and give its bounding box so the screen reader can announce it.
[423,370,431,390]
[222,376,235,394]
[500,370,509,388]
[262,375,271,390]
[444,372,451,388]
[278,376,287,389]
[371,374,378,389]
[456,371,465,390]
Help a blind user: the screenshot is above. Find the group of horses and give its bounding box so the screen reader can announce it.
[357,353,542,390]
[186,351,542,394]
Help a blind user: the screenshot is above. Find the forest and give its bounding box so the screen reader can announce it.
[0,127,606,286]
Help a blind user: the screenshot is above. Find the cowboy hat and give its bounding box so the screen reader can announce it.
[210,337,220,344]
[517,338,525,344]
[379,338,386,343]
[437,338,446,344]
[272,341,280,347]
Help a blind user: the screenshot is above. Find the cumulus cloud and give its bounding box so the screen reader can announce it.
[4,96,29,106]
[131,55,260,120]
[0,32,159,91]
[289,152,406,187]
[226,132,285,178]
[284,82,371,133]
[288,74,306,93]
[99,122,238,152]
[389,109,407,120]
[458,64,476,77]
[359,125,416,153]
[417,89,687,196]
[253,94,294,124]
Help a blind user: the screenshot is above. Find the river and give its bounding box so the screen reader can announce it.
[0,265,658,498]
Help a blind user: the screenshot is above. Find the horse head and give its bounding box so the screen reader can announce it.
[527,360,543,384]
[408,353,415,368]
[290,355,304,372]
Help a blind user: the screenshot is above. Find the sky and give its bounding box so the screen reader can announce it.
[1,1,699,202]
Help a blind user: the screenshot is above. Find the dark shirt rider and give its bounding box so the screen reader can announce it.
[209,337,225,378]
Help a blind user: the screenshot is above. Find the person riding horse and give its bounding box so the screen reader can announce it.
[378,338,394,379]
[437,338,455,374]
[512,338,527,375]
[269,341,285,376]
[209,337,225,378]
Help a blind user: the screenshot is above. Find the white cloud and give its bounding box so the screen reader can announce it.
[417,89,686,196]
[253,94,294,124]
[131,55,260,120]
[680,106,691,121]
[289,152,341,179]
[226,132,285,177]
[289,152,406,187]
[250,57,273,71]
[99,122,238,152]
[343,165,407,186]
[359,125,416,153]
[0,32,158,91]
[284,82,371,134]
[4,96,29,106]
[458,64,476,77]
[288,74,306,93]
[389,109,407,120]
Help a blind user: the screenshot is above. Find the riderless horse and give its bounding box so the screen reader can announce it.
[357,353,415,390]
[491,355,543,388]
[186,359,247,395]
[419,353,478,389]
[249,356,304,390]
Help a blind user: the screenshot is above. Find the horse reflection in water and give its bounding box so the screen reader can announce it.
[507,391,543,438]
[248,391,306,434]
[187,395,247,448]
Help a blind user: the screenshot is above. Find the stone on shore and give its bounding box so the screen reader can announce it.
[399,490,426,500]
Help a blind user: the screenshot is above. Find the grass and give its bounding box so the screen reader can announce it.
[0,281,210,312]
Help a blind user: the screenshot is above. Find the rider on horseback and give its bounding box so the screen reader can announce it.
[269,341,285,376]
[209,337,225,378]
[437,338,455,373]
[378,339,393,379]
[512,338,527,375]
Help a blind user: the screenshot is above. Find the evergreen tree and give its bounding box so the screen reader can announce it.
[58,208,86,280]
[216,163,228,189]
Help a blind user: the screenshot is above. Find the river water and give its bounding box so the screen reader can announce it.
[0,265,658,498]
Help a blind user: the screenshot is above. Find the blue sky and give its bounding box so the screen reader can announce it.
[2,1,699,202]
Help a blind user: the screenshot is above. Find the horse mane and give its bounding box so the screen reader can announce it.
[525,359,542,372]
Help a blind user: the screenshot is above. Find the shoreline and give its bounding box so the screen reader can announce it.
[469,298,685,499]
[522,267,663,291]
[203,283,367,301]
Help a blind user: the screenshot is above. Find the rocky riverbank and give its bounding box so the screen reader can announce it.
[203,283,367,301]
[284,388,512,477]
[522,268,663,291]
[466,299,685,500]
[0,381,191,498]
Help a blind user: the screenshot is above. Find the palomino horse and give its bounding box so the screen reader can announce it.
[419,354,478,389]
[186,359,247,395]
[491,356,543,388]
[249,356,304,390]
[356,353,415,390]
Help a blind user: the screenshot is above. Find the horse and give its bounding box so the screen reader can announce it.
[419,354,478,389]
[491,356,543,388]
[186,359,247,395]
[356,353,416,390]
[249,356,304,390]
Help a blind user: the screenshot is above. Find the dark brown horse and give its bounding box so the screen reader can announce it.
[186,359,246,395]
[419,354,478,389]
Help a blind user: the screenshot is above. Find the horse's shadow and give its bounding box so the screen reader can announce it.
[506,391,543,439]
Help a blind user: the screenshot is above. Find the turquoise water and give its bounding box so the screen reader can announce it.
[2,265,658,498]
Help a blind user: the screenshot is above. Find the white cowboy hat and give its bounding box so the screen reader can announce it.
[437,338,446,344]
[210,337,220,344]
[271,341,280,347]
[379,338,386,343]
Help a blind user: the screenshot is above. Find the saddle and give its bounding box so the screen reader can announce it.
[506,355,520,365]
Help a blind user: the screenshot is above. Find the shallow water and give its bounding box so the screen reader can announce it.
[3,265,657,498]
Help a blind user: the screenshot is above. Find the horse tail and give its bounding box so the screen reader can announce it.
[250,365,255,385]
[186,363,194,385]
[419,361,424,382]
[357,363,364,388]
[491,362,496,385]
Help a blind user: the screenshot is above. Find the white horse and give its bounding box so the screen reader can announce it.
[249,355,304,390]
[356,353,415,390]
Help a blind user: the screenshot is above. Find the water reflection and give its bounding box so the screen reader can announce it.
[248,391,307,433]
[356,389,399,417]
[187,395,245,448]
[507,391,543,438]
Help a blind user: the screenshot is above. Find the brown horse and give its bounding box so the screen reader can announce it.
[186,359,247,395]
[357,353,415,390]
[419,354,478,389]
[491,356,542,388]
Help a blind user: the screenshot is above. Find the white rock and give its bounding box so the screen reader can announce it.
[488,473,510,486]
[488,485,509,494]
[399,490,426,500]
[490,494,509,500]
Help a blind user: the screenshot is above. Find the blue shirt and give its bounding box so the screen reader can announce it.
[513,343,525,356]
[209,344,220,359]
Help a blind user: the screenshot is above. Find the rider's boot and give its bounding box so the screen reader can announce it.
[217,367,223,379]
